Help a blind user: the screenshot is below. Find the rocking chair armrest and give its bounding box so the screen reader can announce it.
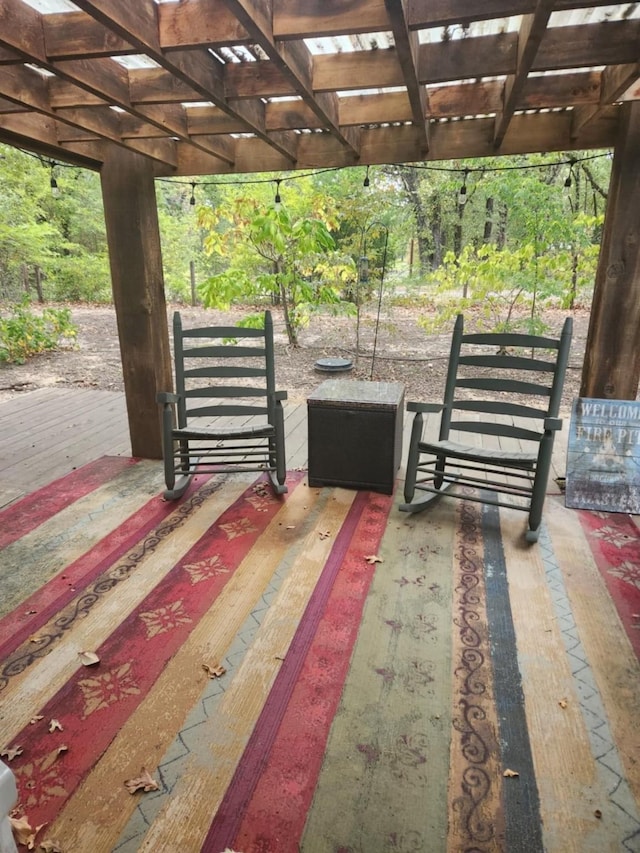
[543,416,563,431]
[407,401,444,414]
[156,391,181,406]
[274,390,288,401]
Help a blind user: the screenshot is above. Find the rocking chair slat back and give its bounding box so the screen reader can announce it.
[401,313,573,543]
[157,310,288,500]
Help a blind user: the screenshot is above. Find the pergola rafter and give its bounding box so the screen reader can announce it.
[1,1,639,173]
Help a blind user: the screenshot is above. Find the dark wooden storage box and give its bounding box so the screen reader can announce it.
[307,379,404,494]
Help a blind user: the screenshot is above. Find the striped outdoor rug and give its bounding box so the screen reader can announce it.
[1,458,639,852]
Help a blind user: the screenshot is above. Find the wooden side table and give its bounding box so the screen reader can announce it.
[307,379,404,494]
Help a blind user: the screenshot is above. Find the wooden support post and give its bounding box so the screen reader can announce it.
[580,101,640,400]
[100,148,173,458]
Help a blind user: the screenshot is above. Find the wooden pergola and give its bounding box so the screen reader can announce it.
[1,0,640,458]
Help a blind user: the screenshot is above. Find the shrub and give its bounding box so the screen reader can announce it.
[0,299,77,363]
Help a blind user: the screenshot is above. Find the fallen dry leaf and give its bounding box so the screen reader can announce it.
[558,698,568,709]
[48,720,63,733]
[594,809,603,819]
[10,815,33,846]
[503,768,519,778]
[40,839,63,853]
[202,663,226,679]
[10,815,46,850]
[31,825,47,850]
[30,716,44,725]
[124,767,160,794]
[29,636,45,644]
[53,745,68,760]
[1,745,23,761]
[364,554,383,564]
[78,650,100,666]
[319,530,331,540]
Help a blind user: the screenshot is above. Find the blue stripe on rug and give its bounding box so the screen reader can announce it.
[482,501,544,852]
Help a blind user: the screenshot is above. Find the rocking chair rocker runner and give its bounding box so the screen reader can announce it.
[157,310,288,500]
[400,314,573,543]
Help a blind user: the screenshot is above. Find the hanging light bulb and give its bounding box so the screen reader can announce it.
[458,169,468,205]
[363,165,370,188]
[50,161,60,198]
[274,178,282,210]
[565,158,576,189]
[189,181,196,205]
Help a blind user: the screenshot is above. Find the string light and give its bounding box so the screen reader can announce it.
[564,158,576,188]
[189,181,196,205]
[458,169,468,205]
[49,161,59,198]
[153,153,608,196]
[16,147,608,196]
[274,178,282,210]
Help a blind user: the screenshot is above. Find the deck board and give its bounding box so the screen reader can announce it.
[0,388,570,505]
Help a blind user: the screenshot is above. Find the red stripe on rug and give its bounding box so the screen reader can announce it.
[7,472,303,830]
[202,488,394,853]
[578,509,640,660]
[0,470,217,659]
[0,492,179,658]
[0,456,137,549]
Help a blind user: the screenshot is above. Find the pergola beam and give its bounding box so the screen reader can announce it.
[494,0,555,147]
[384,0,429,155]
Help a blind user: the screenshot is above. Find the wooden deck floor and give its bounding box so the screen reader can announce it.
[0,387,570,508]
[2,389,640,852]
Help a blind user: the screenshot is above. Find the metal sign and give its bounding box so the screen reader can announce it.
[566,398,640,513]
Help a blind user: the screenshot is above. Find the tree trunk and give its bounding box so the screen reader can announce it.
[397,166,430,274]
[497,204,508,249]
[430,197,443,269]
[34,265,44,303]
[483,197,494,243]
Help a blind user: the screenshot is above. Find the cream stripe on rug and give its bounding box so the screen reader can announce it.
[1,475,252,739]
[501,506,623,852]
[0,459,163,617]
[48,482,354,851]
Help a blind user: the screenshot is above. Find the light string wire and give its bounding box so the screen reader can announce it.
[12,146,610,194]
[155,152,609,191]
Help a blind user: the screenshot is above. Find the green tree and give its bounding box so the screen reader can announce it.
[198,186,351,346]
[0,145,112,303]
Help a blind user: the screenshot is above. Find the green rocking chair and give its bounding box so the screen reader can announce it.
[157,310,288,500]
[400,314,573,543]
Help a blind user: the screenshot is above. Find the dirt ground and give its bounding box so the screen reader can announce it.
[0,303,589,408]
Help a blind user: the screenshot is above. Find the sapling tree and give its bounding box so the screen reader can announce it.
[198,190,354,346]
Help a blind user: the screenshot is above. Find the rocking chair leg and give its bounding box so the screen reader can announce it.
[403,412,423,503]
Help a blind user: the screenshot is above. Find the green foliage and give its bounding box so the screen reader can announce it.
[198,269,259,310]
[0,145,611,334]
[0,145,111,303]
[0,299,77,363]
[156,181,215,302]
[420,224,602,334]
[198,187,353,346]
